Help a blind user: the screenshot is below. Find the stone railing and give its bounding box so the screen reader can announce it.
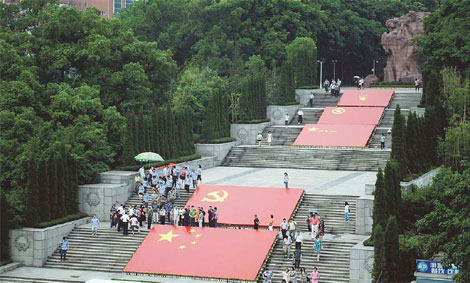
[355,195,374,235]
[400,167,441,194]
[9,217,89,267]
[350,238,374,283]
[195,141,241,165]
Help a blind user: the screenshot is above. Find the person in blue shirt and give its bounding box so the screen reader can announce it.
[185,175,191,193]
[165,178,173,196]
[138,183,144,202]
[143,192,149,206]
[60,237,69,261]
[159,182,166,196]
[175,178,182,198]
[91,214,100,236]
[380,133,386,150]
[138,165,145,179]
[191,170,198,189]
[166,202,174,221]
[196,165,202,185]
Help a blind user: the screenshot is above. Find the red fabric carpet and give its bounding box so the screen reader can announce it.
[337,89,394,107]
[318,107,385,125]
[124,225,278,280]
[185,184,304,228]
[293,124,375,147]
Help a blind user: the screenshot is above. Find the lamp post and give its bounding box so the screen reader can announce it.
[317,59,325,88]
[332,60,338,80]
[372,60,379,76]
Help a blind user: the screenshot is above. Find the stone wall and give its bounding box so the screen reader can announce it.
[195,141,241,165]
[401,167,441,194]
[266,105,300,125]
[295,89,325,106]
[355,195,374,235]
[230,122,272,145]
[9,217,89,267]
[350,239,374,283]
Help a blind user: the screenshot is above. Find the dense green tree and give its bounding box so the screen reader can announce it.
[406,112,425,173]
[384,159,402,218]
[391,104,408,178]
[372,167,387,235]
[240,74,266,121]
[25,152,40,226]
[38,159,50,222]
[137,107,145,153]
[0,188,10,261]
[165,104,178,158]
[385,216,400,282]
[55,147,66,218]
[202,90,230,140]
[372,224,389,282]
[47,154,58,220]
[278,60,296,105]
[286,37,317,87]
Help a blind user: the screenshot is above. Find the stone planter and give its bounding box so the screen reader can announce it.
[9,217,89,267]
[78,183,130,221]
[195,141,241,165]
[350,239,374,283]
[400,167,441,195]
[230,121,272,145]
[267,105,301,125]
[295,89,326,106]
[355,195,374,235]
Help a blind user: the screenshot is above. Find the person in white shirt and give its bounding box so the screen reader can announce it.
[280,218,289,239]
[283,235,292,259]
[284,113,289,127]
[309,92,315,107]
[345,201,350,222]
[295,231,303,250]
[266,131,273,146]
[297,109,304,124]
[257,132,263,147]
[173,206,179,225]
[121,213,130,236]
[130,216,140,235]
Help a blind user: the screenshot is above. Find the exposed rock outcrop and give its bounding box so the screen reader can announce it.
[382,11,430,82]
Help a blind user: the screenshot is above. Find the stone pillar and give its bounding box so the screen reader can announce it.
[350,239,374,283]
[355,195,374,235]
[195,141,241,165]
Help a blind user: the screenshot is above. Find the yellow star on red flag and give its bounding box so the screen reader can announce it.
[158,230,180,243]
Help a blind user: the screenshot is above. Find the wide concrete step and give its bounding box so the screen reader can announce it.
[0,277,82,283]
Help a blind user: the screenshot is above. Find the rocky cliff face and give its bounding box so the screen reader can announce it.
[382,11,430,82]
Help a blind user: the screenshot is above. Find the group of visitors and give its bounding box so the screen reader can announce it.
[323,78,342,97]
[257,131,274,147]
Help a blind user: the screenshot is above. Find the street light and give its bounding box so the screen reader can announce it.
[317,58,325,88]
[332,60,338,80]
[372,60,379,76]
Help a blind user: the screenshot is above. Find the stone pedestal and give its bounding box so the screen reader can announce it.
[266,105,300,125]
[195,141,241,165]
[230,122,272,145]
[355,195,374,235]
[78,183,129,221]
[295,89,323,106]
[9,217,89,267]
[350,239,374,283]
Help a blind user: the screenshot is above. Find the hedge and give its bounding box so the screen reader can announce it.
[197,137,236,144]
[371,85,414,88]
[296,85,319,89]
[31,213,88,228]
[233,118,271,124]
[272,101,299,106]
[116,154,202,171]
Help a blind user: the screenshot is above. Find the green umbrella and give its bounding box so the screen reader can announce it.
[134,152,165,163]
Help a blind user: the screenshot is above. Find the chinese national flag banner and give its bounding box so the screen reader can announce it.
[124,225,278,281]
[293,124,375,147]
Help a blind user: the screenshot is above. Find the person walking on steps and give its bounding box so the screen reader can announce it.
[311,267,320,283]
[297,109,304,124]
[323,79,330,94]
[313,234,322,261]
[268,214,274,231]
[267,131,273,146]
[91,214,99,236]
[254,214,260,230]
[285,113,290,127]
[283,235,292,259]
[60,237,69,262]
[381,133,386,150]
[345,201,351,222]
[284,172,289,188]
[294,248,302,269]
[309,92,314,107]
[415,78,420,91]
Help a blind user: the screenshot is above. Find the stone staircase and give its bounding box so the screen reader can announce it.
[259,126,303,146]
[44,188,195,273]
[388,90,422,109]
[311,94,341,108]
[0,277,83,283]
[222,146,389,171]
[260,194,358,282]
[291,108,324,124]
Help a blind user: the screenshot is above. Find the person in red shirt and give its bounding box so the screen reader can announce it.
[310,213,319,238]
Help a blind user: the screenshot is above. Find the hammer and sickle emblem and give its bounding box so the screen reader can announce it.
[201,190,229,202]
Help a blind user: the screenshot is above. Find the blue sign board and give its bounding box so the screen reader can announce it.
[416,260,459,275]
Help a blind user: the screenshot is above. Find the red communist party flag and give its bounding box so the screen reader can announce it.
[124,225,278,281]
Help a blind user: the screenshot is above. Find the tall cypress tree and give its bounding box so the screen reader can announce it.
[385,216,400,282]
[69,158,78,213]
[391,104,407,178]
[185,109,195,155]
[166,105,177,158]
[25,154,40,226]
[0,188,9,261]
[144,116,152,152]
[384,159,402,218]
[372,167,387,237]
[121,113,135,165]
[158,108,169,159]
[56,147,67,218]
[405,112,420,173]
[278,60,295,105]
[38,158,50,222]
[202,90,230,140]
[48,153,58,219]
[372,224,389,282]
[424,106,438,166]
[137,107,145,153]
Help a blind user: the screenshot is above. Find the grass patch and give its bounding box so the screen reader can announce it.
[30,213,88,228]
[116,153,202,171]
[272,101,299,106]
[363,236,373,246]
[297,86,320,89]
[197,137,236,144]
[234,118,270,124]
[0,259,13,266]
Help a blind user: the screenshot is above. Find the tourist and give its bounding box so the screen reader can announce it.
[185,174,191,193]
[318,218,325,239]
[138,182,144,202]
[191,169,198,189]
[257,132,263,147]
[345,201,350,222]
[165,177,173,196]
[121,212,130,236]
[213,207,219,227]
[178,207,185,226]
[282,268,290,283]
[309,92,314,107]
[283,235,292,259]
[110,204,117,228]
[151,201,159,223]
[263,268,274,283]
[189,206,197,226]
[138,165,145,179]
[175,178,182,198]
[313,234,322,261]
[323,79,330,94]
[306,215,311,232]
[159,206,167,225]
[295,231,303,250]
[60,237,69,262]
[289,266,297,283]
[284,172,289,188]
[336,78,342,96]
[415,78,420,91]
[285,113,290,127]
[297,109,304,124]
[173,206,179,226]
[197,165,202,185]
[198,207,205,227]
[130,215,140,235]
[254,214,260,230]
[147,206,153,229]
[311,267,320,283]
[310,214,319,238]
[91,214,99,236]
[139,206,146,227]
[281,218,289,239]
[183,207,190,226]
[207,206,213,227]
[294,248,302,269]
[166,201,174,222]
[134,174,141,194]
[143,191,149,207]
[267,131,273,146]
[330,79,336,96]
[288,219,297,239]
[299,267,308,283]
[268,214,274,231]
[359,78,364,89]
[381,133,386,150]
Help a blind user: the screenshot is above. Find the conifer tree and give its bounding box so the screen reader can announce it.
[121,113,136,165]
[372,167,387,237]
[405,112,420,173]
[144,116,152,152]
[48,153,59,219]
[38,158,50,222]
[385,216,399,282]
[424,107,438,166]
[56,147,67,218]
[69,158,78,213]
[278,60,295,105]
[202,90,230,140]
[0,189,9,260]
[372,224,389,282]
[166,105,177,158]
[158,108,169,158]
[137,107,145,153]
[25,154,40,225]
[151,106,159,154]
[384,159,402,218]
[185,109,194,155]
[391,104,407,178]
